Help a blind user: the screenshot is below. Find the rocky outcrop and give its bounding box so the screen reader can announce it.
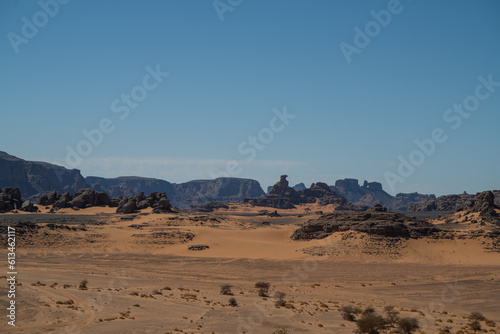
[171,178,265,208]
[86,176,264,209]
[332,178,435,211]
[246,175,346,209]
[291,208,439,240]
[116,192,173,214]
[42,189,118,210]
[1,152,265,209]
[0,151,88,198]
[187,202,229,213]
[86,176,175,198]
[407,191,500,212]
[0,187,38,213]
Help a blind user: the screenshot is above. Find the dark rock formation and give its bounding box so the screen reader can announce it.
[38,189,114,210]
[0,152,265,209]
[170,177,265,208]
[116,192,173,214]
[291,209,439,240]
[0,151,88,198]
[246,175,346,209]
[293,183,306,191]
[331,178,435,211]
[0,187,38,213]
[86,176,264,209]
[187,202,230,213]
[408,191,500,212]
[0,188,23,212]
[86,176,175,198]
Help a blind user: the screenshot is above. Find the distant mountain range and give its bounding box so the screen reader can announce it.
[0,151,264,208]
[0,150,455,210]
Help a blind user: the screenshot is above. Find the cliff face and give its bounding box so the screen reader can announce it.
[171,178,265,208]
[86,176,265,208]
[0,151,87,198]
[0,152,266,209]
[85,176,176,198]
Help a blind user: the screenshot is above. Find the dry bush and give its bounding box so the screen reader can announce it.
[356,313,388,334]
[438,326,452,334]
[220,284,233,295]
[255,281,270,297]
[78,279,88,290]
[469,320,481,331]
[228,297,238,307]
[271,329,289,334]
[363,306,376,315]
[397,317,420,334]
[341,305,362,321]
[384,305,400,326]
[275,291,286,307]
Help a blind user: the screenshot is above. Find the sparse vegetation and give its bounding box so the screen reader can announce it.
[397,317,420,334]
[469,320,481,331]
[356,313,388,334]
[275,291,286,307]
[255,281,270,297]
[384,305,400,326]
[438,326,452,334]
[78,279,88,290]
[341,305,362,321]
[229,297,238,307]
[220,284,233,295]
[362,306,376,315]
[271,329,289,334]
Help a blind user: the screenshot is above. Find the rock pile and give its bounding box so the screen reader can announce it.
[0,187,38,213]
[291,208,439,240]
[116,192,173,214]
[38,189,118,210]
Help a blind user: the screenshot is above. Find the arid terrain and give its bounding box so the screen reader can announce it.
[1,203,500,334]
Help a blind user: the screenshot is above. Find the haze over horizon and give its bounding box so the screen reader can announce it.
[1,0,499,196]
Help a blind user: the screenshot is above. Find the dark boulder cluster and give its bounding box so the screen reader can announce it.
[291,207,439,240]
[116,192,173,214]
[38,189,117,210]
[246,175,346,209]
[187,201,229,213]
[0,187,38,213]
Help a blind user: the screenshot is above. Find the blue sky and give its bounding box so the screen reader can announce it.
[1,0,499,195]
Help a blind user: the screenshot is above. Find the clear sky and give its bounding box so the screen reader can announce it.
[1,0,499,195]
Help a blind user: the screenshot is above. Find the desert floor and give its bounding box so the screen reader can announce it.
[1,206,499,334]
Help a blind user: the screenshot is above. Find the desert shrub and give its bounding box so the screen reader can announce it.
[363,306,376,315]
[275,291,286,307]
[79,279,88,290]
[469,320,481,331]
[469,312,485,321]
[341,305,362,321]
[384,305,400,326]
[397,317,420,334]
[271,329,289,334]
[229,297,238,307]
[438,326,452,334]
[220,284,233,295]
[255,281,270,297]
[356,313,388,334]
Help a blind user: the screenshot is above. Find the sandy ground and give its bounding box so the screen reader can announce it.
[1,206,499,334]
